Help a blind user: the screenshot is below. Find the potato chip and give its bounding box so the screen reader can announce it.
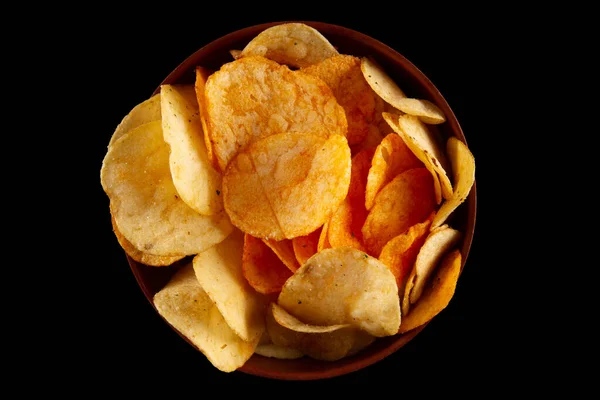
[302,54,383,145]
[223,132,351,240]
[161,83,223,216]
[240,22,338,68]
[194,66,220,172]
[110,206,184,267]
[432,137,476,229]
[266,303,364,361]
[365,133,423,210]
[292,227,321,265]
[328,147,375,252]
[229,49,242,60]
[193,229,266,343]
[351,123,385,156]
[242,234,293,295]
[100,121,233,256]
[262,238,300,272]
[403,225,461,314]
[108,93,161,147]
[392,97,446,125]
[396,113,453,200]
[399,249,461,333]
[317,221,331,252]
[278,247,400,337]
[153,263,259,372]
[378,213,433,295]
[254,343,304,359]
[205,55,347,171]
[361,57,407,103]
[362,167,436,257]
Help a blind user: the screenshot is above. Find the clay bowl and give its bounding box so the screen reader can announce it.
[128,21,477,380]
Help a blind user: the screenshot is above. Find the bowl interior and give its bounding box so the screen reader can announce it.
[128,21,476,380]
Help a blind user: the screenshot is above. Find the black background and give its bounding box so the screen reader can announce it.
[70,5,527,390]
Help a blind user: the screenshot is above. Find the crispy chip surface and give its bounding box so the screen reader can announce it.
[100,121,233,256]
[362,167,436,257]
[278,247,400,337]
[192,229,266,343]
[292,227,321,265]
[262,238,300,272]
[240,23,338,68]
[303,54,383,145]
[365,133,423,210]
[205,56,347,171]
[242,234,293,295]
[153,263,259,372]
[161,84,223,215]
[399,249,461,333]
[194,66,220,171]
[223,132,351,240]
[361,57,406,104]
[432,137,476,229]
[109,93,161,147]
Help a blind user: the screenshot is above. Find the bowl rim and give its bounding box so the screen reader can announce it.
[125,20,477,380]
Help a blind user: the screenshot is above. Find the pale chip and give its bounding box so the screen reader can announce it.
[193,229,266,343]
[361,57,407,104]
[161,84,223,215]
[432,137,476,229]
[109,93,161,147]
[153,263,259,372]
[278,247,400,337]
[240,22,338,68]
[392,97,446,125]
[100,120,233,256]
[254,343,304,359]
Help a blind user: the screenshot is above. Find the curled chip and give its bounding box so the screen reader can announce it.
[267,303,370,361]
[161,84,223,215]
[204,55,348,171]
[365,133,423,210]
[362,167,436,257]
[108,93,161,147]
[100,120,233,256]
[317,221,331,252]
[400,249,462,333]
[402,224,461,315]
[262,238,300,272]
[242,234,293,295]
[292,227,321,266]
[303,54,384,145]
[328,147,375,252]
[278,247,400,337]
[153,263,259,372]
[193,229,266,343]
[110,207,184,267]
[391,97,446,125]
[223,132,351,240]
[432,137,476,229]
[239,22,338,68]
[378,214,433,296]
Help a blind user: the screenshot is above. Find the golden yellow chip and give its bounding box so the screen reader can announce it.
[223,132,351,240]
[399,249,462,333]
[392,97,446,124]
[161,83,223,216]
[278,247,400,337]
[432,137,476,229]
[239,22,338,68]
[100,121,233,256]
[194,66,220,172]
[192,229,266,343]
[153,263,259,372]
[205,56,348,171]
[365,133,423,210]
[362,167,436,257]
[108,93,161,147]
[110,206,184,267]
[317,221,331,252]
[254,343,304,359]
[302,54,383,145]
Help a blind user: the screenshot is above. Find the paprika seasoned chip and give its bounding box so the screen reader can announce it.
[365,133,423,210]
[362,167,436,257]
[302,54,384,145]
[223,132,351,240]
[262,238,300,272]
[239,22,338,68]
[278,247,400,337]
[400,249,461,334]
[193,229,266,343]
[153,263,259,372]
[432,137,476,229]
[292,227,321,265]
[100,120,233,256]
[204,56,348,171]
[242,233,293,295]
[161,84,223,215]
